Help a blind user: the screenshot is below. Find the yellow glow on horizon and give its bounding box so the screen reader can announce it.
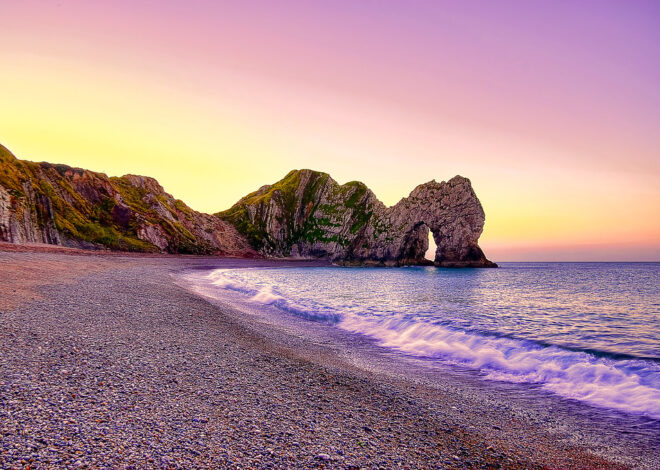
[2,53,658,261]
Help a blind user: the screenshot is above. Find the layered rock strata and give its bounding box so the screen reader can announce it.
[1,143,495,266]
[0,144,255,255]
[219,169,496,267]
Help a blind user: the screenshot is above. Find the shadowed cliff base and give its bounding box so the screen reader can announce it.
[1,143,495,266]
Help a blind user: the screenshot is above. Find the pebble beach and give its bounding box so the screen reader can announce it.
[1,247,658,469]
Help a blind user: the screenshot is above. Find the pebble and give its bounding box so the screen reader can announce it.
[0,252,654,470]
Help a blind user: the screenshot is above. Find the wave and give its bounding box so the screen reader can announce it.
[188,268,660,420]
[339,316,660,418]
[204,269,342,323]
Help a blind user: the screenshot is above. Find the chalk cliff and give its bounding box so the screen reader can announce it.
[218,169,496,267]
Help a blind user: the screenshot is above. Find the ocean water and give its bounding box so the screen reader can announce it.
[184,262,660,419]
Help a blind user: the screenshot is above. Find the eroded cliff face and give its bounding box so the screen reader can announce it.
[1,143,495,265]
[0,144,255,256]
[352,176,495,267]
[219,170,496,267]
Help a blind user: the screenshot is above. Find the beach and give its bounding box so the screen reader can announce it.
[1,248,657,469]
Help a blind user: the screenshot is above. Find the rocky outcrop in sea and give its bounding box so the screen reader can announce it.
[219,169,496,267]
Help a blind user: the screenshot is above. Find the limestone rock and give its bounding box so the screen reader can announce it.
[1,141,495,266]
[0,143,255,256]
[219,170,496,267]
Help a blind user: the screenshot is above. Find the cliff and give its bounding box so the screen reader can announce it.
[1,143,495,266]
[218,169,496,267]
[0,144,255,256]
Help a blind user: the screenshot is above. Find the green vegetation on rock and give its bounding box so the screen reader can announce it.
[1,143,494,266]
[218,169,379,256]
[0,143,246,254]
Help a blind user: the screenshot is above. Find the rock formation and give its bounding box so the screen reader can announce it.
[1,143,495,266]
[218,169,496,267]
[0,144,255,256]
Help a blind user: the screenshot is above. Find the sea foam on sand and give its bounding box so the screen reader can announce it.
[187,267,660,420]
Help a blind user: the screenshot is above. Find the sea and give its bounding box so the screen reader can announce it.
[183,262,660,420]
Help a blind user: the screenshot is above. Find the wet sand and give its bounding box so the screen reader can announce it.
[0,248,657,469]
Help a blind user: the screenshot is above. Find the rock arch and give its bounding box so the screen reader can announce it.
[218,169,496,268]
[364,176,496,267]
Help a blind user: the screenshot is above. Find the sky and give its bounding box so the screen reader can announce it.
[1,0,658,261]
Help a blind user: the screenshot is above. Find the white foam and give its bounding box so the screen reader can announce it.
[250,286,284,305]
[339,316,660,419]
[187,268,660,420]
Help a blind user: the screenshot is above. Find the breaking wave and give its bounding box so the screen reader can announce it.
[184,266,660,420]
[339,316,660,418]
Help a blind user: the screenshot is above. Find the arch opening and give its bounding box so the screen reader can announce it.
[424,229,437,262]
[399,222,438,265]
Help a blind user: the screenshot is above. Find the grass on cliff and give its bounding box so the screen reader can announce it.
[0,145,27,197]
[217,170,334,251]
[0,144,211,253]
[217,169,377,253]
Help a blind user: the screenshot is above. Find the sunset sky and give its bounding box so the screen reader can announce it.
[1,0,658,261]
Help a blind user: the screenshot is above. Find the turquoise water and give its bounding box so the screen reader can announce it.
[185,262,660,419]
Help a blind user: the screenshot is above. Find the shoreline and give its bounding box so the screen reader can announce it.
[1,249,658,468]
[177,264,660,466]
